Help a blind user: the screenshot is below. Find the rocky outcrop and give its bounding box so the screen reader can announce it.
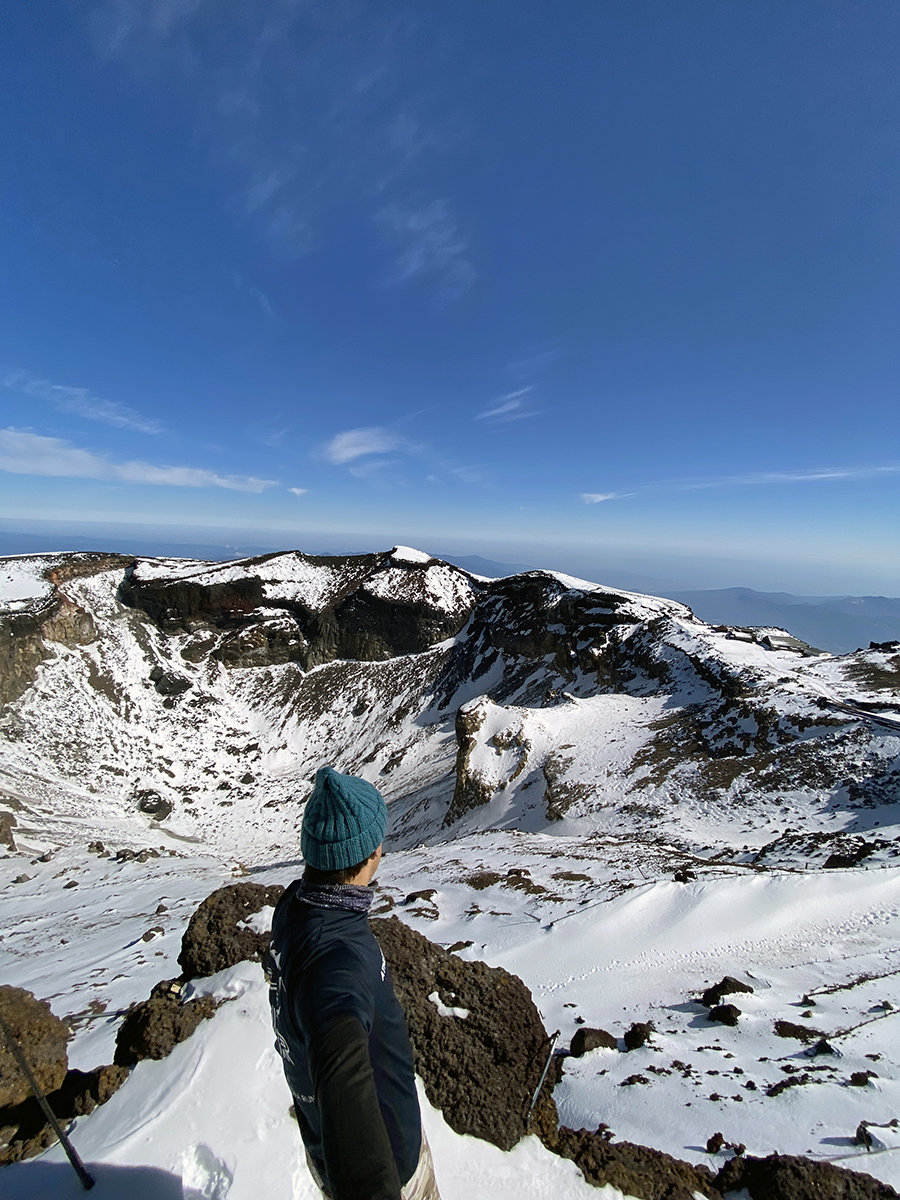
[0,553,130,708]
[0,986,70,1107]
[443,699,496,827]
[372,915,560,1150]
[717,1151,898,1199]
[114,980,216,1067]
[0,1063,128,1165]
[177,882,285,979]
[119,550,477,670]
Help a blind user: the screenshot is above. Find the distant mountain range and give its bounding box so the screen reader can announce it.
[669,587,900,654]
[0,531,895,655]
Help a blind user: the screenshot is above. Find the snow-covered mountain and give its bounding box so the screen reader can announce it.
[1,547,899,1198]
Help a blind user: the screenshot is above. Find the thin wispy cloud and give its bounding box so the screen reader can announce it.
[376,198,476,302]
[476,386,538,423]
[680,465,900,489]
[579,463,900,504]
[3,369,163,434]
[90,2,471,277]
[287,486,308,496]
[0,429,277,492]
[323,427,409,465]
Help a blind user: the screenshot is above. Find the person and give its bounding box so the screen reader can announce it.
[266,765,440,1200]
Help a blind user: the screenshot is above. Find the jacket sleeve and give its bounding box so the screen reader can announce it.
[310,1012,403,1200]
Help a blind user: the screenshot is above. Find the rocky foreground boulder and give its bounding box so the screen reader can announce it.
[177,881,285,979]
[372,915,560,1149]
[0,986,70,1107]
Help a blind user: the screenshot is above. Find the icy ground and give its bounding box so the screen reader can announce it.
[1,829,899,1198]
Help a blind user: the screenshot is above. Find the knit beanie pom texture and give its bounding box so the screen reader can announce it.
[301,766,387,872]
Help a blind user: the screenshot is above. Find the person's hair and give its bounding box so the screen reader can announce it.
[303,849,376,886]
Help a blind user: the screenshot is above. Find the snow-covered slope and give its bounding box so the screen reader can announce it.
[1,546,898,1196]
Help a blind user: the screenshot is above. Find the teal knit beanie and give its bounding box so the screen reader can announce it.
[301,766,387,871]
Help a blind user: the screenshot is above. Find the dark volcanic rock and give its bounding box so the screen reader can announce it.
[149,666,191,697]
[623,1021,655,1050]
[0,809,16,850]
[569,1027,617,1057]
[134,788,173,821]
[114,980,216,1066]
[551,1126,719,1200]
[178,882,285,979]
[371,915,559,1151]
[700,976,754,1007]
[708,1003,741,1027]
[0,986,70,1107]
[774,1019,826,1044]
[717,1151,898,1199]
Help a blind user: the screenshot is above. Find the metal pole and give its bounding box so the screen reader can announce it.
[0,1011,95,1190]
[526,1029,560,1130]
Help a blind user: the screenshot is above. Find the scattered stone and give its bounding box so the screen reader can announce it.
[708,1004,741,1027]
[149,666,191,697]
[569,1027,617,1057]
[87,840,106,855]
[700,976,753,1007]
[177,882,285,979]
[155,902,168,915]
[767,1073,812,1097]
[13,874,31,884]
[848,1071,877,1087]
[114,979,217,1066]
[706,1132,725,1153]
[0,986,70,1107]
[774,1019,826,1044]
[806,1038,839,1057]
[623,1021,655,1051]
[142,926,164,942]
[673,868,695,883]
[445,940,473,954]
[403,889,438,906]
[63,879,78,889]
[621,1074,650,1087]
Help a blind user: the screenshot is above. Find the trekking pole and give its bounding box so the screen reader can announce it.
[526,1029,560,1131]
[0,1011,95,1190]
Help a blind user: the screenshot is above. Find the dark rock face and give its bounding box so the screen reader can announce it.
[700,976,753,1007]
[551,1126,719,1200]
[0,809,16,850]
[114,980,216,1067]
[371,915,559,1151]
[119,551,477,671]
[0,986,70,1107]
[177,882,285,979]
[569,1027,617,1057]
[149,666,191,697]
[444,700,496,826]
[717,1151,899,1199]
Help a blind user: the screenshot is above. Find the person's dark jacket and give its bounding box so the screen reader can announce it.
[266,879,421,1200]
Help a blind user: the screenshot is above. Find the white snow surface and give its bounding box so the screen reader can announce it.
[0,556,55,609]
[1,547,899,1197]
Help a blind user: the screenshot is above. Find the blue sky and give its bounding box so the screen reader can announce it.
[1,1,898,593]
